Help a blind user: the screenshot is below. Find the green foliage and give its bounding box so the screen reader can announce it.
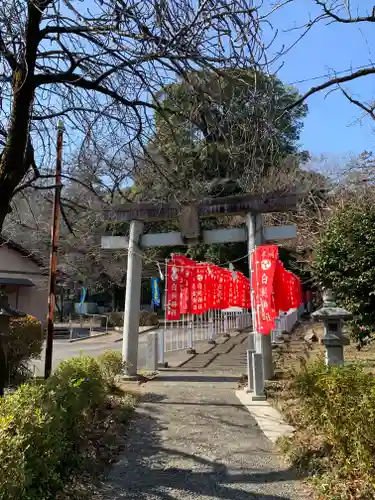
[132,68,309,270]
[97,350,126,389]
[289,359,375,498]
[102,311,159,328]
[0,355,126,500]
[7,315,43,384]
[137,68,308,202]
[314,198,375,334]
[156,69,307,178]
[48,356,106,432]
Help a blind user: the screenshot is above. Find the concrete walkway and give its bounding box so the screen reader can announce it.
[97,334,308,500]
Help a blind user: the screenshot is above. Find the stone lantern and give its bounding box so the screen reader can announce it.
[311,289,352,366]
[0,292,26,396]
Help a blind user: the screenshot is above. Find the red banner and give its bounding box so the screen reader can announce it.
[274,261,290,312]
[190,263,209,314]
[236,272,250,309]
[172,255,196,314]
[166,255,252,316]
[251,245,278,335]
[166,259,181,320]
[216,267,227,309]
[206,265,218,310]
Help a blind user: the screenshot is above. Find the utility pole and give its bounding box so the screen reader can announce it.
[44,120,64,379]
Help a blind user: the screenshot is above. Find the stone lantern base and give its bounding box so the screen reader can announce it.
[324,345,344,366]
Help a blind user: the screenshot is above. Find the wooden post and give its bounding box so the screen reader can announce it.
[45,120,64,379]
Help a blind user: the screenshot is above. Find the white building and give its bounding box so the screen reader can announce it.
[0,238,48,324]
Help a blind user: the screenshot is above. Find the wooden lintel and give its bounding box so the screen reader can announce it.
[104,190,298,223]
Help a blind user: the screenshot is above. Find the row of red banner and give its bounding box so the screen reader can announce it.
[165,246,303,334]
[251,245,303,334]
[166,255,251,320]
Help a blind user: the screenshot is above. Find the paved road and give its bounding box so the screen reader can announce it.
[30,326,212,376]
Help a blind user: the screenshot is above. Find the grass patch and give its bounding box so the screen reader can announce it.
[268,321,375,499]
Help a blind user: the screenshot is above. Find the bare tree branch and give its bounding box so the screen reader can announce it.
[287,66,375,110]
[281,1,375,114]
[0,0,269,231]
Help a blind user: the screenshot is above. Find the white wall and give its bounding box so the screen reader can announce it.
[0,245,48,324]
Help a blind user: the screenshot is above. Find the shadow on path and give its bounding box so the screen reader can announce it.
[99,392,306,500]
[153,374,241,383]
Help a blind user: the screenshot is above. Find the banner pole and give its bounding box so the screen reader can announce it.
[164,258,168,353]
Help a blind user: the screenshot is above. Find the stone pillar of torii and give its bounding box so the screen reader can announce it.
[101,190,298,379]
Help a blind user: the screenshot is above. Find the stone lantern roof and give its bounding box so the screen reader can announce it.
[311,289,352,322]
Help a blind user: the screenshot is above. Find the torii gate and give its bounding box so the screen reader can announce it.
[102,190,298,377]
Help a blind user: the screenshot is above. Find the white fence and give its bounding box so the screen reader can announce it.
[159,304,300,357]
[270,304,305,343]
[67,313,109,339]
[144,304,304,371]
[160,308,252,355]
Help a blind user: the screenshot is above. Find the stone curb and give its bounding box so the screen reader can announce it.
[114,324,160,342]
[235,389,295,444]
[68,331,110,343]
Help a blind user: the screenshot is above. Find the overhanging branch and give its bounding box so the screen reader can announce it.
[287,66,375,110]
[33,72,158,110]
[315,0,375,23]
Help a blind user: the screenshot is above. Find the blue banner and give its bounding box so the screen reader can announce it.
[151,278,161,307]
[79,287,87,312]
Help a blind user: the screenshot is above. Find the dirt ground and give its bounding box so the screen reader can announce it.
[272,319,375,376]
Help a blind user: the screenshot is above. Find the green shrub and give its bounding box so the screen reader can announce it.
[0,355,108,500]
[101,310,159,328]
[97,349,125,388]
[101,311,123,328]
[7,315,43,384]
[314,197,375,337]
[0,383,69,499]
[292,359,375,482]
[48,356,106,440]
[139,310,159,327]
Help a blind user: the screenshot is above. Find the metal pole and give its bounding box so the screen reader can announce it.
[164,259,168,353]
[44,120,64,379]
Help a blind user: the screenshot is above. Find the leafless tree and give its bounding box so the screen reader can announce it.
[279,1,375,116]
[0,0,270,232]
[2,149,164,291]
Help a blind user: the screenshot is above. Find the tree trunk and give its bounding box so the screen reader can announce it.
[0,4,42,233]
[0,67,36,230]
[0,205,10,235]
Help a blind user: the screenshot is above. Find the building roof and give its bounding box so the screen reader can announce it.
[0,236,46,269]
[0,277,35,287]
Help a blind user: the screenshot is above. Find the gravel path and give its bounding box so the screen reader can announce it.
[99,371,308,500]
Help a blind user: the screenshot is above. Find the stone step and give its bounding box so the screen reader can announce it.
[53,328,70,338]
[181,353,219,369]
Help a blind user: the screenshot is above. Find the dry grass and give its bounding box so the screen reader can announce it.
[57,384,140,500]
[267,320,375,499]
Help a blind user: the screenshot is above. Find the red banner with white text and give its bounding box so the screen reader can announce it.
[251,245,279,335]
[165,250,302,326]
[166,259,181,320]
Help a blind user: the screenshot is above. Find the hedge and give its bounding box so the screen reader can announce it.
[0,351,130,500]
[7,314,43,384]
[281,359,375,498]
[101,310,159,328]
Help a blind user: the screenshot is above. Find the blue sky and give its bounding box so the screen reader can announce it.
[266,1,375,157]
